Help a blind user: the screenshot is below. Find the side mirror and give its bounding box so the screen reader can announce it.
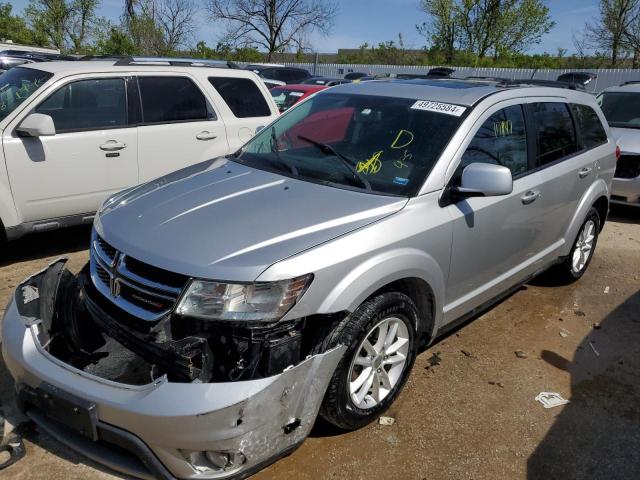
[456,162,513,197]
[16,113,56,137]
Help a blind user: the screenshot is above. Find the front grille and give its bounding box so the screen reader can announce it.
[90,232,189,321]
[615,154,640,179]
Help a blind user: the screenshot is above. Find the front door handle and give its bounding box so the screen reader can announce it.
[578,167,593,178]
[521,190,540,205]
[100,141,127,151]
[196,131,217,141]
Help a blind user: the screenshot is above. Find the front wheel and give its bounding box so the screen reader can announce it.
[318,292,419,430]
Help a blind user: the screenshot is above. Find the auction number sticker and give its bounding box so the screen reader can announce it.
[411,100,466,117]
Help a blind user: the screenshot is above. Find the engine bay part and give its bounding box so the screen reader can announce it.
[18,260,337,386]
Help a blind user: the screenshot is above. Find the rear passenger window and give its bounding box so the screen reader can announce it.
[460,105,529,177]
[208,77,271,118]
[138,77,209,124]
[529,102,578,165]
[572,104,607,149]
[36,78,126,132]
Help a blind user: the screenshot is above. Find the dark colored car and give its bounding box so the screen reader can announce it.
[344,72,368,80]
[246,65,312,84]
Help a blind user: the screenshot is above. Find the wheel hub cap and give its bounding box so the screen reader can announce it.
[347,316,410,410]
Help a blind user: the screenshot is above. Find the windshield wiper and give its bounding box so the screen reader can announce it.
[297,135,371,191]
[271,126,299,176]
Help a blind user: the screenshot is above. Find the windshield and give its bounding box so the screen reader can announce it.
[598,92,640,128]
[233,92,465,196]
[0,67,52,122]
[271,88,308,112]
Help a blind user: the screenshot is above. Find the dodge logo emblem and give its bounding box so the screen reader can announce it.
[110,277,121,297]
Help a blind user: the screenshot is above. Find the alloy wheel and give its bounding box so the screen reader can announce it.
[347,316,410,410]
[572,219,596,274]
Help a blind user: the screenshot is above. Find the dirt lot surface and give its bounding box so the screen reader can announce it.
[0,208,638,480]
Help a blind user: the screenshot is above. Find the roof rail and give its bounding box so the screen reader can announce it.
[109,56,239,69]
[620,80,640,86]
[501,78,586,91]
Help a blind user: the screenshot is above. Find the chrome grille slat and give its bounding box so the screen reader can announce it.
[89,232,188,321]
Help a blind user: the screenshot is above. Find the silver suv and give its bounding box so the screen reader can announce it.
[2,79,616,479]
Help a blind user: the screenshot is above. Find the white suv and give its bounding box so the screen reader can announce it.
[0,58,279,241]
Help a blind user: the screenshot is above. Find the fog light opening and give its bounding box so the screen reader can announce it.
[207,450,246,471]
[187,449,247,473]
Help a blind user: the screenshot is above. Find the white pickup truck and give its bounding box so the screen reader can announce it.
[0,57,279,241]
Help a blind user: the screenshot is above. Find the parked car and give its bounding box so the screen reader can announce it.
[344,71,368,80]
[245,64,312,84]
[270,84,327,112]
[0,57,279,242]
[2,80,615,480]
[598,81,640,206]
[303,76,351,87]
[261,78,286,89]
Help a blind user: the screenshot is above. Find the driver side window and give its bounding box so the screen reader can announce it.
[459,105,528,179]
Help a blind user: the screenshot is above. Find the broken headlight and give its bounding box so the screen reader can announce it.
[175,274,313,322]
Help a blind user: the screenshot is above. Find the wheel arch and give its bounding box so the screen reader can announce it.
[560,179,609,257]
[316,249,445,343]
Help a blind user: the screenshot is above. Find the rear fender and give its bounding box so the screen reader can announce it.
[560,178,609,257]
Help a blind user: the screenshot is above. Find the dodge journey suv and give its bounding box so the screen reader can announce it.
[2,79,615,479]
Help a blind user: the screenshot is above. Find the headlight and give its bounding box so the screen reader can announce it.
[176,274,313,322]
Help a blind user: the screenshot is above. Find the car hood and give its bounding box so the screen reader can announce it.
[610,127,640,153]
[96,159,407,281]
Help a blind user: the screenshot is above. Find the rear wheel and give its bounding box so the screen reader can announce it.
[319,292,418,430]
[554,207,600,283]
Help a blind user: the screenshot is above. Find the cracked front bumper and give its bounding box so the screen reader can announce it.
[1,260,345,479]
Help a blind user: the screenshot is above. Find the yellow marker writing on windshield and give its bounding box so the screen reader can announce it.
[391,130,415,149]
[394,150,412,169]
[357,151,383,174]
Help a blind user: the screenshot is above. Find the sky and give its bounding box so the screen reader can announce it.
[9,0,600,54]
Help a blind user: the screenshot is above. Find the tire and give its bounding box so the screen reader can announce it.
[554,207,601,283]
[318,292,419,430]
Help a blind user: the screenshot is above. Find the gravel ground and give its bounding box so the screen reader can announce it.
[0,207,638,480]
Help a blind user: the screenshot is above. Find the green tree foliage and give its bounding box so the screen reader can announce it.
[417,0,555,60]
[0,3,38,44]
[25,0,102,52]
[583,0,640,66]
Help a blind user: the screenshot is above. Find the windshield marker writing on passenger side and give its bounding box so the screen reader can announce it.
[411,100,466,117]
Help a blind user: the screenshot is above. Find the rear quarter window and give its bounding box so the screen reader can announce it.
[208,77,271,118]
[571,103,608,149]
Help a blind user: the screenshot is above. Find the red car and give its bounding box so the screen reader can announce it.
[270,84,327,113]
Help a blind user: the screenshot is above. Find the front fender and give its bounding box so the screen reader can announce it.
[317,248,446,336]
[560,178,609,257]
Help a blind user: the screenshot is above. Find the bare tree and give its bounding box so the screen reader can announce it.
[125,0,197,54]
[584,0,640,66]
[207,0,338,60]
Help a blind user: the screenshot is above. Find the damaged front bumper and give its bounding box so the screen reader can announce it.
[1,259,345,479]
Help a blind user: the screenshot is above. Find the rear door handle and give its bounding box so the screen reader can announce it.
[578,167,593,178]
[196,131,217,141]
[99,141,127,151]
[521,190,540,205]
